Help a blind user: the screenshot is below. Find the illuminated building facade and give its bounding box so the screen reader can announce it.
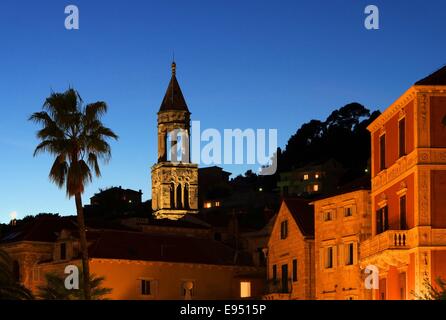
[360,67,446,299]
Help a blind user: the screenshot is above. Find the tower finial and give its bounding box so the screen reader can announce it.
[171,51,176,76]
[171,60,176,76]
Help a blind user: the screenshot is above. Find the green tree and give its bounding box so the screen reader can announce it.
[29,88,118,300]
[0,249,34,300]
[38,272,112,300]
[414,277,446,300]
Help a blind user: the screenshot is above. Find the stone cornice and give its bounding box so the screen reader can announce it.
[367,87,416,133]
[372,148,446,193]
[368,85,446,133]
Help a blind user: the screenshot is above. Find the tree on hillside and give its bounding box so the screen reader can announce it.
[279,103,380,183]
[29,88,118,300]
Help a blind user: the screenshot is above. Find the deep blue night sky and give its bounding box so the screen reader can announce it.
[1,0,445,222]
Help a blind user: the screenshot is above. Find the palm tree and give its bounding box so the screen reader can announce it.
[29,88,118,300]
[38,272,112,300]
[0,249,34,300]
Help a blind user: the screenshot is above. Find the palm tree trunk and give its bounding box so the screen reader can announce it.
[74,193,92,300]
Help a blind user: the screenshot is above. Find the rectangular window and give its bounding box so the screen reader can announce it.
[240,281,251,298]
[344,207,352,217]
[324,211,332,221]
[303,174,309,180]
[32,268,40,282]
[376,206,389,234]
[325,247,333,269]
[280,220,288,239]
[292,259,298,282]
[400,195,407,230]
[141,279,151,296]
[399,118,406,157]
[60,243,66,260]
[313,184,319,192]
[345,243,354,265]
[283,186,289,196]
[272,265,277,281]
[380,134,386,171]
[281,264,289,293]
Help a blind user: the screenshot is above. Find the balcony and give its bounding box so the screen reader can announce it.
[360,230,410,268]
[263,279,293,300]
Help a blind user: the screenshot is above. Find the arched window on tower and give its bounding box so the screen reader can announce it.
[184,184,190,209]
[170,183,175,209]
[166,133,173,162]
[176,184,183,209]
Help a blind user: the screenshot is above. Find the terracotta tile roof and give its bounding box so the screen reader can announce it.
[0,216,77,243]
[282,198,314,237]
[159,66,189,112]
[415,65,446,85]
[87,229,253,266]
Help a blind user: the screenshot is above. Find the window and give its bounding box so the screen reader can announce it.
[292,259,298,282]
[60,243,67,260]
[280,220,288,239]
[400,195,407,230]
[184,185,190,209]
[240,281,252,298]
[281,264,289,293]
[325,247,333,269]
[399,118,406,157]
[181,281,195,297]
[283,186,289,196]
[345,243,354,265]
[13,261,20,282]
[380,134,386,171]
[303,174,309,180]
[344,207,352,217]
[376,206,389,234]
[32,268,41,282]
[323,211,333,221]
[258,248,266,266]
[272,265,277,281]
[170,183,175,208]
[141,279,152,295]
[313,184,319,192]
[176,184,183,209]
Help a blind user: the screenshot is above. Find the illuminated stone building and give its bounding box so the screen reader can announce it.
[0,216,264,299]
[360,66,446,300]
[264,199,315,300]
[312,178,372,300]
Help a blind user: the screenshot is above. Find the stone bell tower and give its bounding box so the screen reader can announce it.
[151,62,199,220]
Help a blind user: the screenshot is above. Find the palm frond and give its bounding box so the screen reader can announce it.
[49,155,69,188]
[87,153,101,177]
